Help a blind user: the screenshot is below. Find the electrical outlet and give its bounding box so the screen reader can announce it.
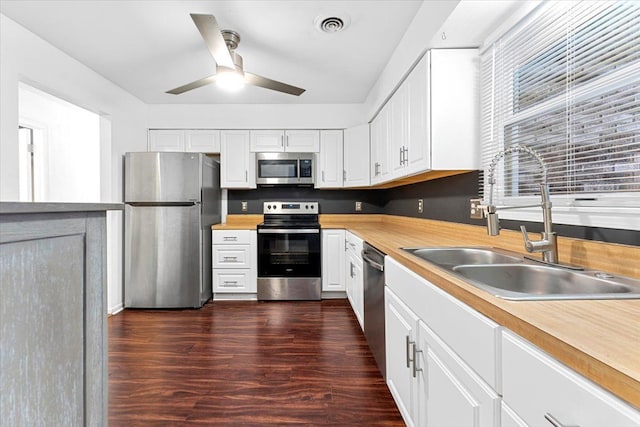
[241,201,248,212]
[418,199,423,213]
[355,201,362,212]
[470,198,483,219]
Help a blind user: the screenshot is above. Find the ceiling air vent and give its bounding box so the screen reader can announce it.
[315,15,350,33]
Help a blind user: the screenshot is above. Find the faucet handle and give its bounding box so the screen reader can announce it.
[520,225,535,252]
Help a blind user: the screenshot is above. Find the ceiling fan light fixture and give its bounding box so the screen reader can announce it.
[216,67,245,91]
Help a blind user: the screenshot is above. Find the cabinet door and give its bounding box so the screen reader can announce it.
[316,130,343,188]
[321,229,345,291]
[405,54,430,175]
[343,124,370,187]
[430,49,479,170]
[148,129,185,152]
[419,320,499,427]
[250,130,285,152]
[285,130,320,152]
[185,130,220,153]
[351,254,364,330]
[389,80,409,178]
[385,287,419,427]
[502,331,640,427]
[370,103,391,185]
[220,131,256,188]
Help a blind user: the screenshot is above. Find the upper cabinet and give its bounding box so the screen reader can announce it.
[316,130,344,188]
[369,49,479,185]
[343,124,370,188]
[220,130,256,189]
[148,129,220,153]
[250,130,320,153]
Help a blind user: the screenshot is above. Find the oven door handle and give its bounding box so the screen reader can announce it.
[258,229,320,234]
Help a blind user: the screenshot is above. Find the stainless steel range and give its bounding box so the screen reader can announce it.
[257,201,321,300]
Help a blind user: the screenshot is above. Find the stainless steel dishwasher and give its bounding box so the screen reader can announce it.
[362,242,386,379]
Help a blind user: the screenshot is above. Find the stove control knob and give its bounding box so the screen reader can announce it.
[305,205,309,209]
[267,205,271,210]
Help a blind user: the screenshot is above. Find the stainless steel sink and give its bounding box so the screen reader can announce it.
[403,247,523,268]
[452,264,640,301]
[401,246,640,301]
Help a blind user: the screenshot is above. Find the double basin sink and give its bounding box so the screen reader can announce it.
[402,247,640,301]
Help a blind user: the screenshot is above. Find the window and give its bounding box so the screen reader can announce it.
[481,1,640,230]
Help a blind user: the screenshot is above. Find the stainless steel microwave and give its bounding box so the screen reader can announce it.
[256,152,314,185]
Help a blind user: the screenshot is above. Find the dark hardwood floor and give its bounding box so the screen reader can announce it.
[109,299,404,425]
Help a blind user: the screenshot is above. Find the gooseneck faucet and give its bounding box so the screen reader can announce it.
[485,144,558,264]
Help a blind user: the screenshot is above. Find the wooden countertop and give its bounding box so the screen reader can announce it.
[215,214,640,409]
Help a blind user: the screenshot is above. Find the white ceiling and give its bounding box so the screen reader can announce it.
[0,1,524,105]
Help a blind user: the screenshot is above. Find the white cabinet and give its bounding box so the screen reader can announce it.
[370,102,391,185]
[343,124,370,187]
[385,287,420,426]
[321,229,345,292]
[418,319,500,427]
[345,231,364,329]
[250,130,320,153]
[286,130,320,152]
[385,257,501,427]
[316,130,343,188]
[148,129,220,153]
[502,330,640,427]
[368,49,478,185]
[220,130,256,189]
[212,230,257,295]
[185,130,220,153]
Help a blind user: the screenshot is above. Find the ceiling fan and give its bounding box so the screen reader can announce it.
[166,14,305,96]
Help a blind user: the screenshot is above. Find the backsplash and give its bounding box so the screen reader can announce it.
[228,171,639,247]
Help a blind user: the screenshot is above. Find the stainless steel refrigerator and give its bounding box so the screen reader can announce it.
[124,152,221,308]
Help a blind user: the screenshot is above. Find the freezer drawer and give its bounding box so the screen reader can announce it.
[125,204,201,308]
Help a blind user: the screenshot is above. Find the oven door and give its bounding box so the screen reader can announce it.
[257,228,321,277]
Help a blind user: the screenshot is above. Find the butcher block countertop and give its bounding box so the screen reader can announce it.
[215,214,640,409]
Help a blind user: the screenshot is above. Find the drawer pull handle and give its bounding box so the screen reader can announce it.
[545,413,578,427]
[412,342,423,378]
[223,237,238,241]
[223,256,238,261]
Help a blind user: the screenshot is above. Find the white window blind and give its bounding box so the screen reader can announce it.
[480,1,640,209]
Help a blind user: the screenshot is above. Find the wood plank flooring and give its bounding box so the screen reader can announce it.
[108,299,404,425]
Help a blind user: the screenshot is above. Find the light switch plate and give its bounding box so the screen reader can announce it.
[241,201,248,212]
[355,201,362,212]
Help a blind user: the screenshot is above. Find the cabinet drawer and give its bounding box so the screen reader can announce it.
[502,331,640,427]
[213,271,255,293]
[213,230,254,245]
[213,246,251,268]
[385,257,501,391]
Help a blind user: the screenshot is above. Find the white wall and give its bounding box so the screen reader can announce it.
[363,1,460,120]
[0,14,148,313]
[147,103,367,130]
[19,83,101,202]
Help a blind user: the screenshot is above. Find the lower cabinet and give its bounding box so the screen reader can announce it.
[502,330,640,427]
[212,230,257,296]
[322,229,346,292]
[345,231,364,329]
[385,257,500,427]
[385,287,499,427]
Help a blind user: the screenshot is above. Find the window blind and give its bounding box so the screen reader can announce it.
[480,0,640,206]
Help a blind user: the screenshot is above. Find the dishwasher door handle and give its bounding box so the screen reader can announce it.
[362,250,384,271]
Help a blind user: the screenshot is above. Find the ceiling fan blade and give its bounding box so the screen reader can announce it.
[245,72,306,96]
[190,14,234,69]
[166,74,217,95]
